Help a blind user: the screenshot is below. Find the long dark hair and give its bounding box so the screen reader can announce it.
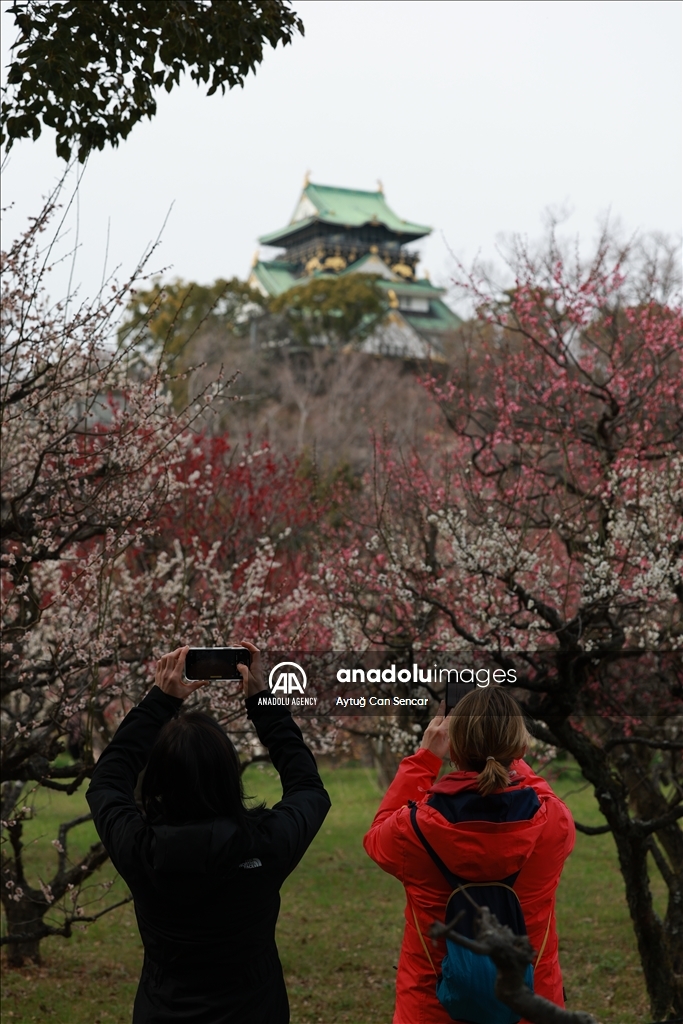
[141,711,255,826]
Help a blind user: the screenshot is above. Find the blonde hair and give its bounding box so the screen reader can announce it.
[448,686,530,795]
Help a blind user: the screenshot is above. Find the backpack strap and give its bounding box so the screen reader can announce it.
[408,800,521,889]
[407,896,439,977]
[535,907,553,966]
[408,800,461,889]
[407,800,451,975]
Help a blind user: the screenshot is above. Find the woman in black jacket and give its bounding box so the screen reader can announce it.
[86,642,331,1024]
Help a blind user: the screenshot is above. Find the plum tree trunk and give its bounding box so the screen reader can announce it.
[612,832,680,1020]
[548,715,683,1020]
[3,892,46,966]
[620,748,683,1016]
[1,813,110,967]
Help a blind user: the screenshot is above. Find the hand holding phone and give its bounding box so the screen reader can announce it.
[234,640,266,698]
[155,646,210,699]
[420,700,452,760]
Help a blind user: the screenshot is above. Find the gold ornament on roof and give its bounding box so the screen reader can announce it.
[377,179,384,194]
[391,262,414,279]
[305,256,322,274]
[387,289,399,309]
[251,250,259,267]
[323,255,347,272]
[370,245,379,254]
[303,170,311,187]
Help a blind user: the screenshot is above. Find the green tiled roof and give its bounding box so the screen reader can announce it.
[259,182,431,247]
[251,260,297,297]
[405,306,461,332]
[374,280,462,332]
[374,278,447,298]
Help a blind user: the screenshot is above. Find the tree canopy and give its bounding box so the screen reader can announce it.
[117,276,267,407]
[269,274,388,349]
[318,231,683,1019]
[1,1,304,161]
[119,276,266,360]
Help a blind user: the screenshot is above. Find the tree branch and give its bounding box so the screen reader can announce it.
[525,718,563,747]
[48,814,110,899]
[0,893,133,944]
[40,775,89,795]
[574,822,612,836]
[238,752,271,775]
[647,836,676,891]
[56,813,94,871]
[632,805,683,838]
[430,906,598,1024]
[604,737,683,753]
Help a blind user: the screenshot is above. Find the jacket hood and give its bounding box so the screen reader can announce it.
[416,765,550,882]
[151,818,239,875]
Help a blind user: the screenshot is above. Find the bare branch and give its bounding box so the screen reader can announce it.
[40,776,89,795]
[632,805,683,838]
[575,822,612,836]
[56,812,93,873]
[604,737,683,753]
[238,752,271,775]
[72,893,134,923]
[0,893,133,944]
[430,906,598,1024]
[647,837,677,891]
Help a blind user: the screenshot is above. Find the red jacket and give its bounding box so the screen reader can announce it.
[363,748,575,1024]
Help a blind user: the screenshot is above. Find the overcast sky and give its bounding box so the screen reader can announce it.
[1,0,681,308]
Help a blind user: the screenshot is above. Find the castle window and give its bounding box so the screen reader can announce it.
[398,295,430,313]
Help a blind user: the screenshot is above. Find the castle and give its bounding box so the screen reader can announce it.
[249,179,460,358]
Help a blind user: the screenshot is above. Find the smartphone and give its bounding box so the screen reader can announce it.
[184,647,251,681]
[444,681,476,712]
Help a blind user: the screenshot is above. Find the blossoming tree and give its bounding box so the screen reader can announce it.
[0,207,330,964]
[319,230,682,1019]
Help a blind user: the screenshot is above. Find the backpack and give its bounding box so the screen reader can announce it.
[408,800,534,1024]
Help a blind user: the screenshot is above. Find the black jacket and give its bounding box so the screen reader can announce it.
[86,686,331,1024]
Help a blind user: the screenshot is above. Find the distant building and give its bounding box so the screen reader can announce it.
[249,180,461,359]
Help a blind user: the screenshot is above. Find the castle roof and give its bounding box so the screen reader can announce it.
[259,182,431,248]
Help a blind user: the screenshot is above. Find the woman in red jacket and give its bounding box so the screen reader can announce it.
[363,686,575,1024]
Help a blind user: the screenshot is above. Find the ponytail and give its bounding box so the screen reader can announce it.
[448,687,530,796]
[477,755,511,796]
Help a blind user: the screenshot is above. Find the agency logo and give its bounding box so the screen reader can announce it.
[268,661,308,695]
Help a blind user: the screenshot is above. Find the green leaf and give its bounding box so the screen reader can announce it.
[2,0,304,159]
[56,136,72,160]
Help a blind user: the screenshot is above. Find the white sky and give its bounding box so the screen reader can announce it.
[1,0,681,307]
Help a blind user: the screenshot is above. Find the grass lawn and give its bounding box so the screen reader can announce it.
[1,758,661,1023]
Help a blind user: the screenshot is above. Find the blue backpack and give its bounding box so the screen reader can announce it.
[409,801,534,1024]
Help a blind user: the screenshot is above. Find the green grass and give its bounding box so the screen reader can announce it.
[1,761,661,1023]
